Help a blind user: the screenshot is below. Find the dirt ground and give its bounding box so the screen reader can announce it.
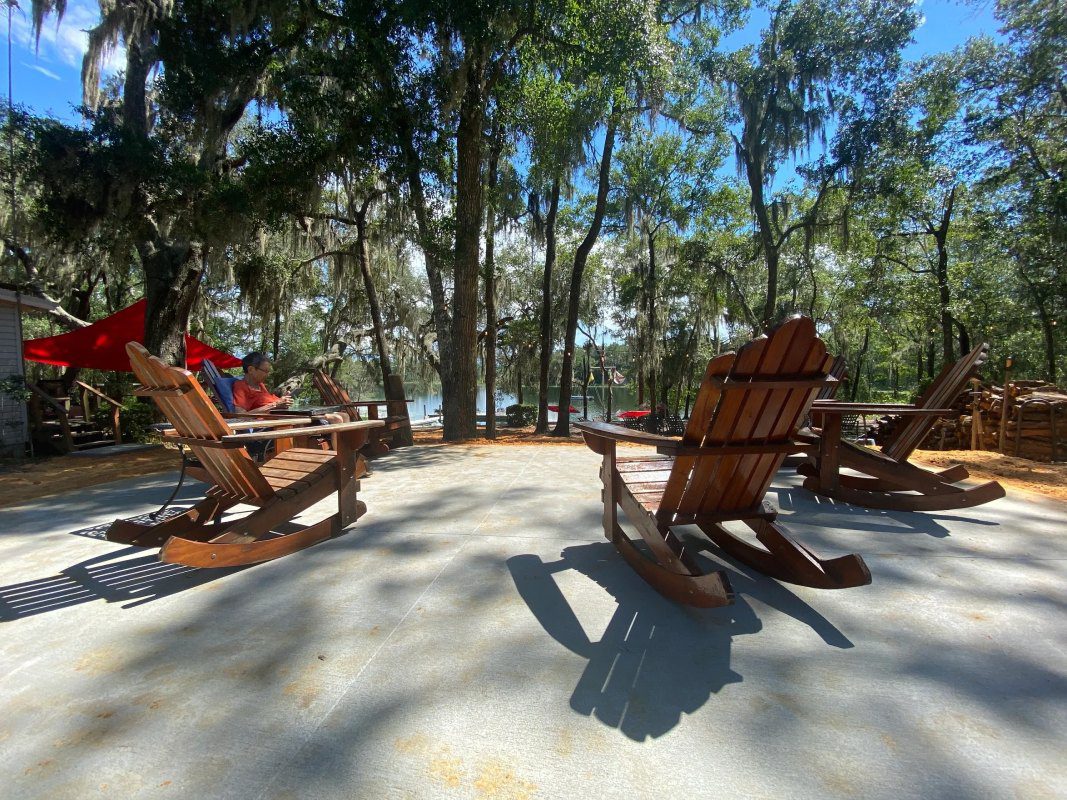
[0,447,180,508]
[1,434,1064,508]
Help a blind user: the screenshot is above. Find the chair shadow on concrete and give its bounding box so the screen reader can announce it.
[0,516,247,621]
[508,541,853,742]
[773,486,1002,540]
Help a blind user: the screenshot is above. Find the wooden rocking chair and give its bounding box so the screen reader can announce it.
[575,317,871,608]
[105,343,384,568]
[312,370,413,454]
[798,342,1005,511]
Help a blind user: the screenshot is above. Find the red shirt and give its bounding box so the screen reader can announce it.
[232,378,281,411]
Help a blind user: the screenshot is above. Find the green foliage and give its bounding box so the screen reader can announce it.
[10,0,1062,433]
[504,404,537,427]
[0,375,32,404]
[93,399,157,443]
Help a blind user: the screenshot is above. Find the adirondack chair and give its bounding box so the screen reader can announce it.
[798,342,1005,511]
[575,317,871,608]
[818,355,848,400]
[106,343,384,568]
[312,370,413,454]
[200,358,240,414]
[784,354,849,469]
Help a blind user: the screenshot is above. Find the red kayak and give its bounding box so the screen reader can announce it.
[617,409,651,420]
[548,404,579,413]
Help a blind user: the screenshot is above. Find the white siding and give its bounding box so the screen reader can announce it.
[0,305,28,455]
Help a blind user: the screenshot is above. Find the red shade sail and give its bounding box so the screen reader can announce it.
[22,299,241,372]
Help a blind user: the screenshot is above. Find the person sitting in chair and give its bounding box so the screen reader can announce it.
[233,352,294,413]
[235,352,345,426]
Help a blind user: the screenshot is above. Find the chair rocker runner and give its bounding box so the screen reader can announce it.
[576,317,871,608]
[798,342,1005,511]
[106,343,384,568]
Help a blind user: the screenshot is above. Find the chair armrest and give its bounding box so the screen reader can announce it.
[575,420,678,449]
[161,418,307,437]
[810,402,959,416]
[221,419,385,443]
[576,420,812,457]
[224,417,313,431]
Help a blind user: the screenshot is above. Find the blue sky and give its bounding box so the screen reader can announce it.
[5,0,1003,123]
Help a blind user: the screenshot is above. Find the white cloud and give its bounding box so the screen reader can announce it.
[9,0,124,75]
[23,62,61,81]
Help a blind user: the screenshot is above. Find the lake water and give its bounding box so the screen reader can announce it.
[392,385,641,422]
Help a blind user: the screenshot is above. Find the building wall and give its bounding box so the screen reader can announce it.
[0,304,28,455]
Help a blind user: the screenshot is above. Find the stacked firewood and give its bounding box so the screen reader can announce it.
[867,387,973,449]
[866,380,1067,462]
[971,381,1067,462]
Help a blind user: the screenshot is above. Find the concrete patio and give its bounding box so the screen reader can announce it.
[0,443,1064,799]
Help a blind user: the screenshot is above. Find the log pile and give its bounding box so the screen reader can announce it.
[972,381,1067,462]
[866,380,1067,462]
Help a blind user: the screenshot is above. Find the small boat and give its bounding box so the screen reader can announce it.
[548,404,579,413]
[616,409,651,420]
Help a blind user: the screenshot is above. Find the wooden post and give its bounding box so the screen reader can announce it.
[582,346,590,420]
[384,373,413,447]
[1051,403,1058,463]
[998,357,1013,453]
[601,439,617,542]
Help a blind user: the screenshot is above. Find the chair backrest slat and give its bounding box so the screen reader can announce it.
[662,317,830,518]
[313,370,352,405]
[882,343,989,462]
[127,343,274,501]
[314,370,362,420]
[818,355,847,400]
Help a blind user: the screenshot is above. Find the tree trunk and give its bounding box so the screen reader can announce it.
[483,124,502,440]
[396,93,455,430]
[445,55,485,441]
[850,327,870,402]
[1041,315,1057,384]
[355,205,392,381]
[1017,260,1057,383]
[272,306,281,362]
[955,317,970,357]
[535,180,560,433]
[552,112,618,436]
[645,227,658,431]
[142,242,199,366]
[122,31,152,138]
[739,144,779,332]
[933,185,957,368]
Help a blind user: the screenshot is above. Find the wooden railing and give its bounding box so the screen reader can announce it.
[74,381,123,445]
[26,380,75,453]
[26,380,123,453]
